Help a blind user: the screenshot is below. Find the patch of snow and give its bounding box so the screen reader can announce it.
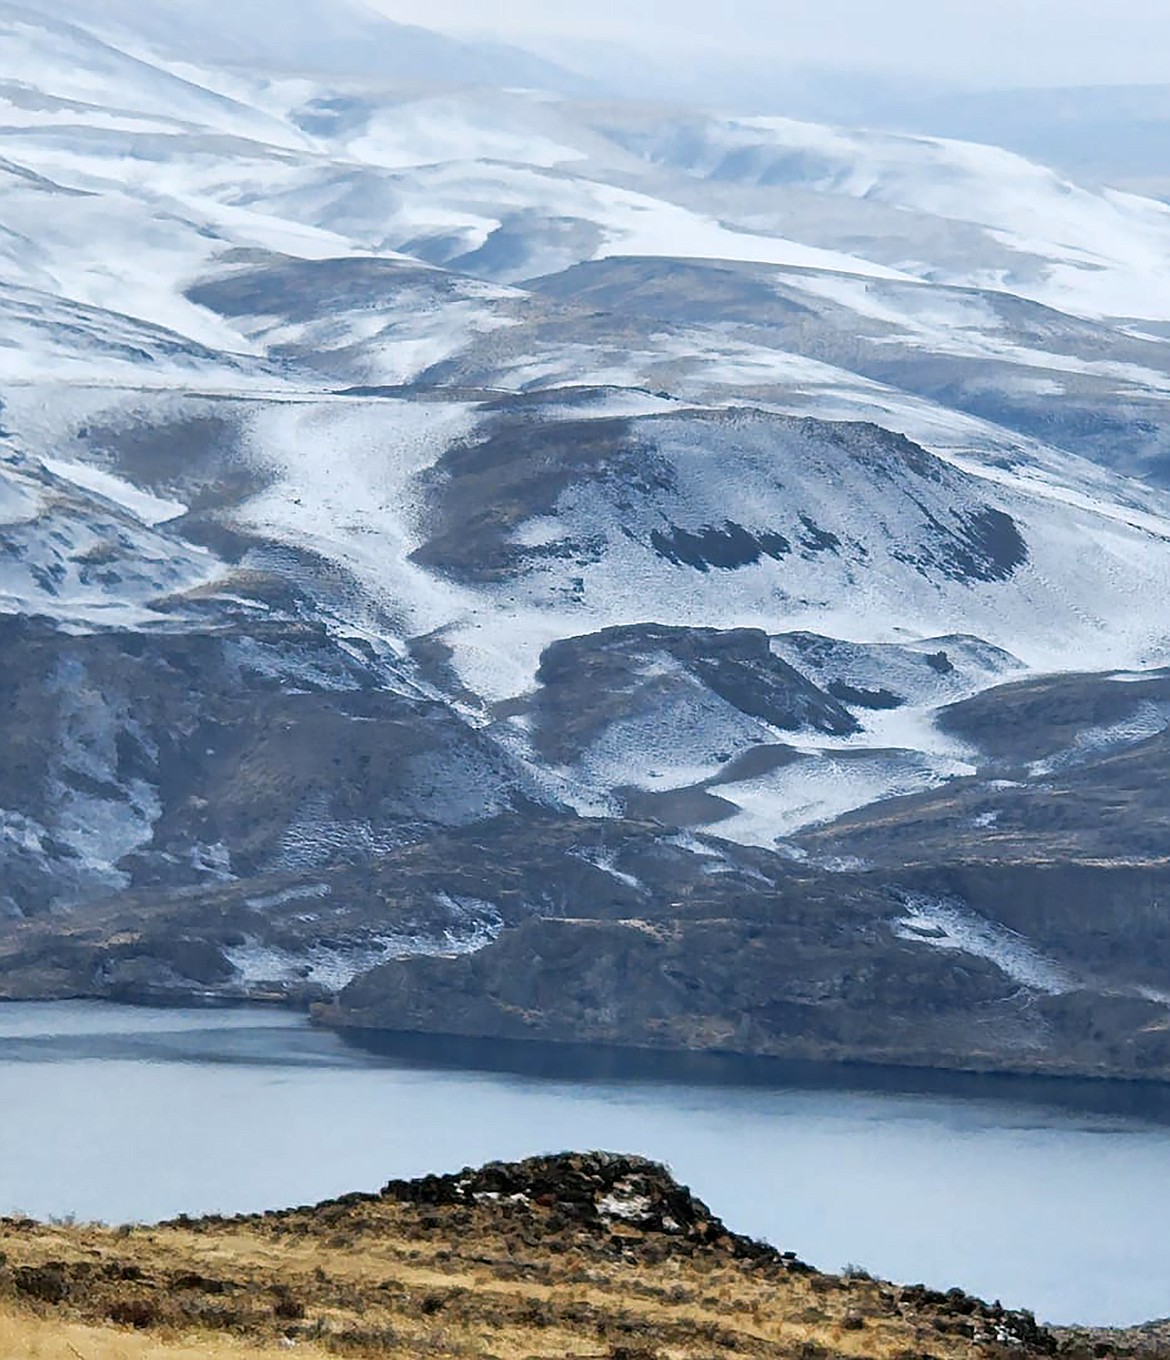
[635,112,1170,320]
[573,669,781,795]
[892,894,1076,994]
[246,882,333,911]
[586,178,914,281]
[1028,699,1170,776]
[708,747,963,848]
[226,903,502,992]
[40,456,187,524]
[0,809,49,857]
[664,831,724,859]
[40,659,163,902]
[265,793,404,874]
[570,846,643,891]
[815,854,873,873]
[597,1187,655,1222]
[189,841,233,881]
[349,95,589,172]
[0,447,224,627]
[430,893,506,947]
[235,396,478,641]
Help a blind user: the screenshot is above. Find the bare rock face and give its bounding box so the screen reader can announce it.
[327,853,1170,1081]
[383,1151,753,1251]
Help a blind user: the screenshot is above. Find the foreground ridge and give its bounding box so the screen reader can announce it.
[3,1151,1150,1360]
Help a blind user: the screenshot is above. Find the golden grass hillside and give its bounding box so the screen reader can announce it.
[0,1153,1159,1360]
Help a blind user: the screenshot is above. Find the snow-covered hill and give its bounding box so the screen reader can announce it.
[2,1,1170,1049]
[600,110,1170,320]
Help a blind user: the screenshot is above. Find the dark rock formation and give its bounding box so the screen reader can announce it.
[530,623,858,764]
[324,854,1170,1080]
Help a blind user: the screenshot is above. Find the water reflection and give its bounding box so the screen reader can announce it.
[340,1026,1170,1128]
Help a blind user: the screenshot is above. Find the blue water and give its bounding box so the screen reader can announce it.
[1,1001,1168,1327]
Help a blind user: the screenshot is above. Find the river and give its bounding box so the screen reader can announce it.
[1,1001,1168,1327]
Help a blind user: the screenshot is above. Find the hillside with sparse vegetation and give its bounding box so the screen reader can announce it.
[2,1153,1161,1360]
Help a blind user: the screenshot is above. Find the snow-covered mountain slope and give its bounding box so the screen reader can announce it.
[2,1,1170,1048]
[527,257,1170,480]
[0,443,220,625]
[597,110,1170,321]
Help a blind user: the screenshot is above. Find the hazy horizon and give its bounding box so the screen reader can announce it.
[366,0,1170,92]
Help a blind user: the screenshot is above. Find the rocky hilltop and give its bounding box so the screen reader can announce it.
[3,1151,1150,1360]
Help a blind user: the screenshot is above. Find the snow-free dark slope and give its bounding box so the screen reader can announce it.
[2,0,1170,1076]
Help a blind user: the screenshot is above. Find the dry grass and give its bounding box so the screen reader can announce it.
[0,1154,1060,1360]
[0,1311,334,1359]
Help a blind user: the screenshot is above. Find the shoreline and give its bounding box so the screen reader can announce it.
[7,990,1170,1113]
[4,998,1170,1328]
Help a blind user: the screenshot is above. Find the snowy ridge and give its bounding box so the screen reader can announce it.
[605,111,1170,320]
[2,1,1170,904]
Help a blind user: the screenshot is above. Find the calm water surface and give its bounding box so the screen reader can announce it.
[2,1001,1168,1328]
